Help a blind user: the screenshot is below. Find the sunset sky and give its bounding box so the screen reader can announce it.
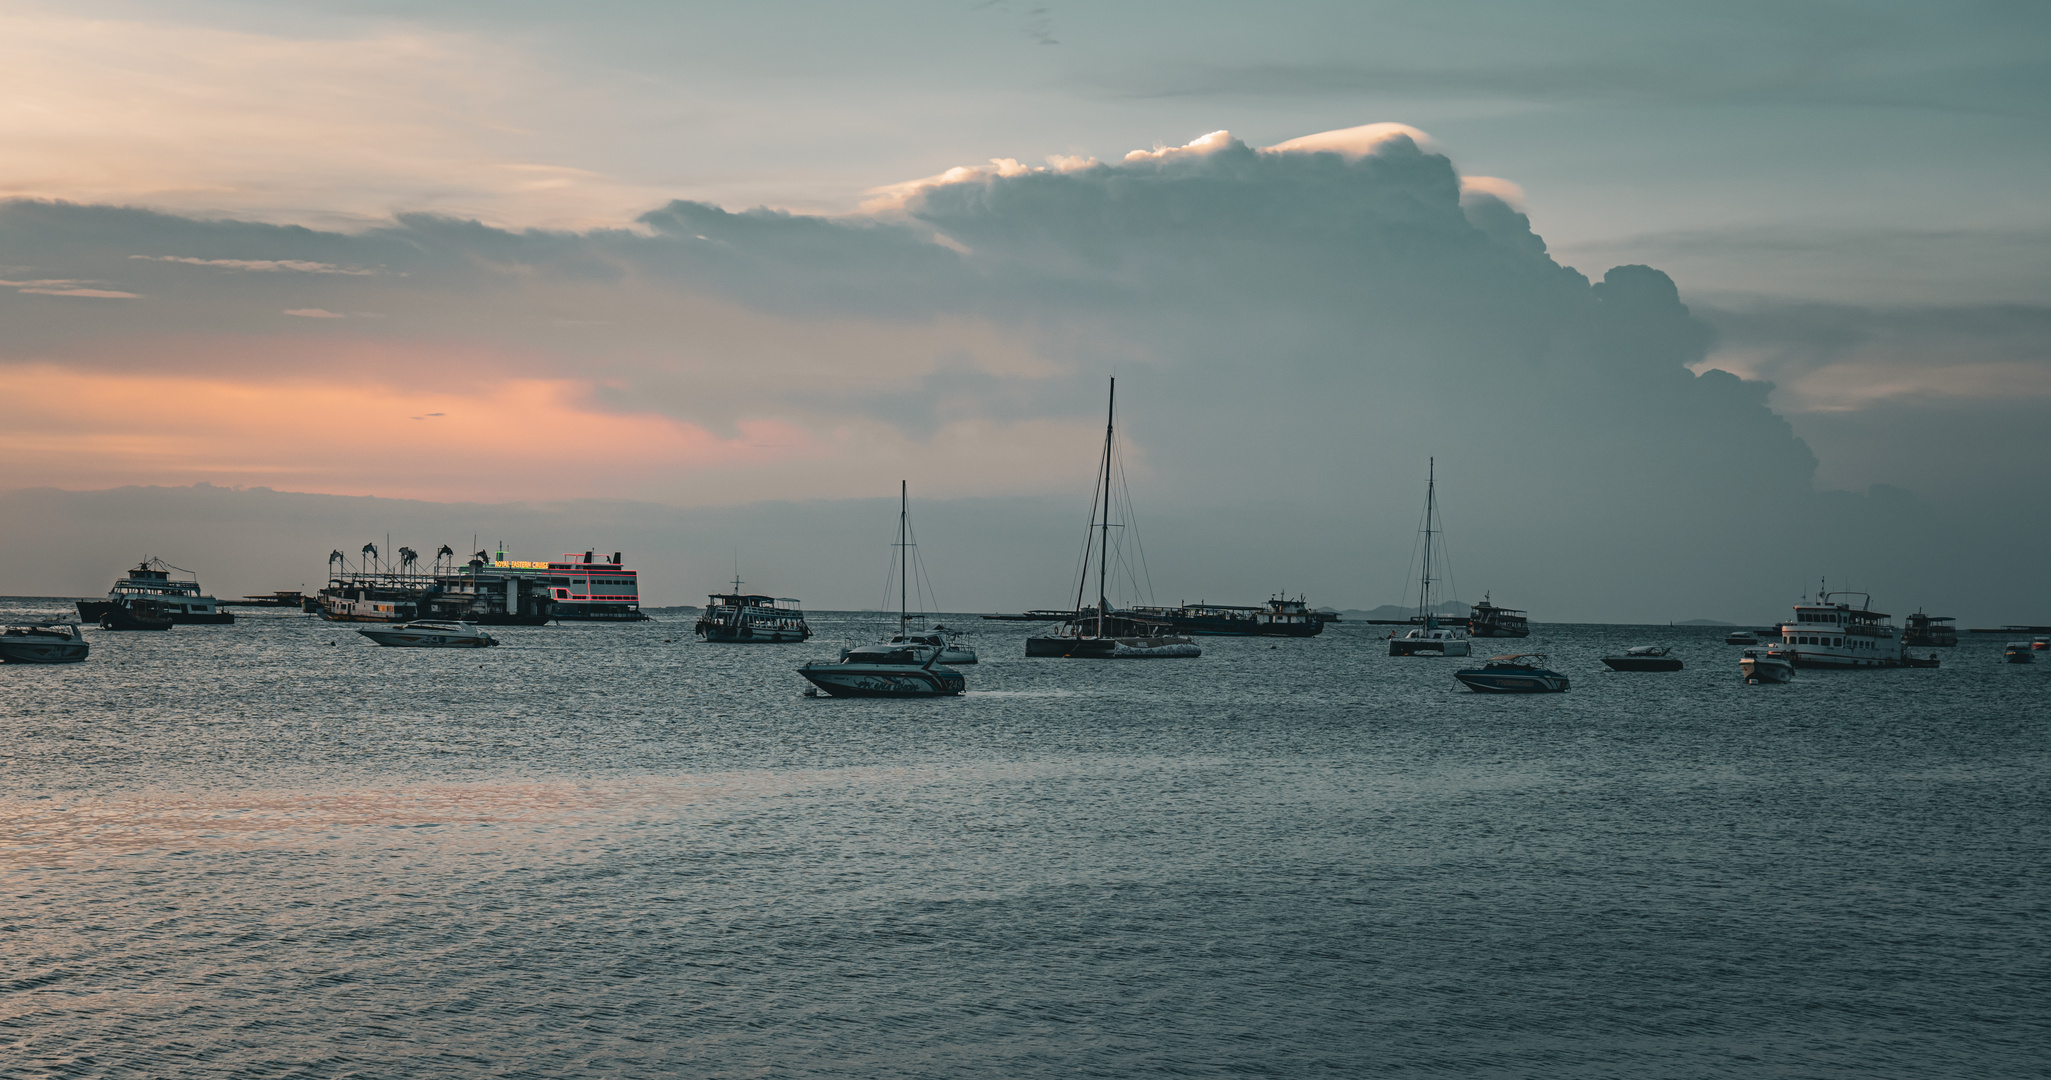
[3,0,2046,620]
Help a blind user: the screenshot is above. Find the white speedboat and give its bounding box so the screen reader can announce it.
[1740,645,1795,684]
[0,623,90,663]
[798,643,966,698]
[1388,460,1471,657]
[357,621,498,648]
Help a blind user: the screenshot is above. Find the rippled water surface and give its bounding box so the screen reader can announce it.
[3,601,2045,1078]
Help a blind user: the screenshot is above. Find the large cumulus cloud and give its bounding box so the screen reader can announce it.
[0,126,1993,620]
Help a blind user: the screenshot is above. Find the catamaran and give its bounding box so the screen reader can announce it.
[1025,378,1199,659]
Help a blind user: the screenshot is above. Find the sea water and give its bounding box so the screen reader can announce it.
[2,601,2044,1078]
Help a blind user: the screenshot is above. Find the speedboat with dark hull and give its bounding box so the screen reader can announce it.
[1741,645,1795,683]
[798,644,966,698]
[2005,642,2035,664]
[1467,594,1530,638]
[1601,645,1682,672]
[77,558,234,624]
[357,621,499,648]
[1454,654,1569,693]
[0,623,90,663]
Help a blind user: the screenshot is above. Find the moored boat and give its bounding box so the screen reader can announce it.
[1454,654,1569,693]
[2005,642,2034,663]
[1024,377,1199,660]
[1122,595,1325,637]
[1725,630,1760,645]
[696,583,812,642]
[874,482,977,664]
[98,599,175,631]
[798,642,966,698]
[1777,583,1911,669]
[1601,645,1682,672]
[1901,609,1958,648]
[1740,645,1795,683]
[1388,460,1471,658]
[357,621,499,648]
[77,558,234,624]
[1467,594,1530,638]
[0,623,91,663]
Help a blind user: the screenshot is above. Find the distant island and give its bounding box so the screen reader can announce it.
[1676,618,1735,626]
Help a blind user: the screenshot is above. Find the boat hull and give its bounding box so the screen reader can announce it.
[1024,635,1200,658]
[1454,668,1569,693]
[1601,656,1683,672]
[798,663,965,697]
[76,600,232,624]
[1469,625,1531,638]
[2006,649,2034,664]
[699,624,812,643]
[357,628,498,648]
[1389,638,1471,657]
[0,638,90,663]
[98,608,173,631]
[1740,657,1795,683]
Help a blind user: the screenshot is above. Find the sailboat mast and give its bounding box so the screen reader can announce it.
[900,480,909,636]
[1097,377,1116,635]
[1421,458,1435,620]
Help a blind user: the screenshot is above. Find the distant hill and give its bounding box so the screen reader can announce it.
[1676,618,1735,626]
[1341,601,1471,622]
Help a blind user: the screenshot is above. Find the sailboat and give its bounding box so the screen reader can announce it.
[1024,378,1200,659]
[1388,459,1472,657]
[796,481,969,698]
[879,481,977,663]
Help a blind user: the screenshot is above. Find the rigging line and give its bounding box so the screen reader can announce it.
[1110,430,1156,607]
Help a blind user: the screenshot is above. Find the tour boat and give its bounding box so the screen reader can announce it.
[0,623,91,663]
[1901,609,1958,648]
[797,642,967,698]
[357,621,499,648]
[1120,595,1325,637]
[1467,594,1531,638]
[1775,583,1910,668]
[696,581,811,642]
[1740,645,1795,684]
[76,558,234,624]
[1453,654,1569,693]
[1025,377,1199,660]
[1388,460,1471,657]
[1601,645,1683,672]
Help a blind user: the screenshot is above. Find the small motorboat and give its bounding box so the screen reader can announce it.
[797,643,966,698]
[98,599,175,631]
[0,623,91,663]
[1601,645,1683,672]
[1725,630,1760,645]
[1741,645,1795,684]
[357,621,499,648]
[2035,638,2048,651]
[2004,642,2034,664]
[1454,654,1569,693]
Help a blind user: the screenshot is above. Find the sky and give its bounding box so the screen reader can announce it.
[1,0,2046,622]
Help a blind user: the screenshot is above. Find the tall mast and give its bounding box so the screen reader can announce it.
[1097,377,1116,636]
[900,480,909,636]
[1420,458,1435,623]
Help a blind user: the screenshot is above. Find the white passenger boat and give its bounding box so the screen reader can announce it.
[356,621,499,648]
[0,623,91,663]
[1775,584,1909,669]
[1388,460,1471,657]
[695,581,811,643]
[798,643,967,698]
[1740,645,1795,684]
[76,558,234,625]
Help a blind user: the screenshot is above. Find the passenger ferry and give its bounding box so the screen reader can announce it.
[76,559,234,624]
[471,549,648,621]
[1901,609,1958,648]
[1776,588,1908,669]
[696,583,812,643]
[1466,593,1530,638]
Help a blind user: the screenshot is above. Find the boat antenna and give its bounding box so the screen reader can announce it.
[1098,377,1116,637]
